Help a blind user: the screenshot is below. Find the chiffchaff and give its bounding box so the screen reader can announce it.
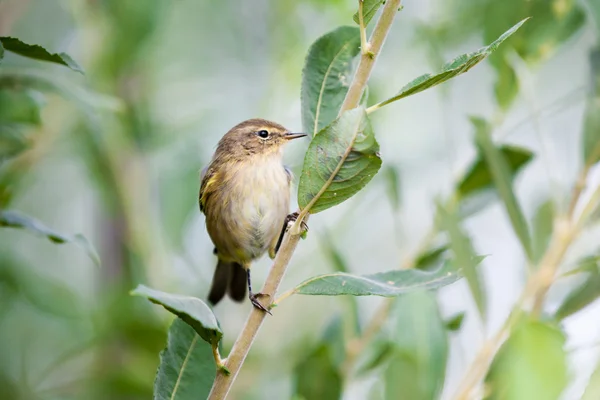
[199,119,306,313]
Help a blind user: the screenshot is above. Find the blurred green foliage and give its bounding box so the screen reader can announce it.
[1,0,600,399]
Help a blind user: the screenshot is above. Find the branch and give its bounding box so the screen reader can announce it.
[340,0,402,113]
[452,176,598,399]
[207,2,402,398]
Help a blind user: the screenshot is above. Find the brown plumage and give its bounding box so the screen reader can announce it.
[199,119,305,312]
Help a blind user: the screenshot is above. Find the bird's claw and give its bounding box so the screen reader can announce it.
[250,293,272,315]
[285,211,308,234]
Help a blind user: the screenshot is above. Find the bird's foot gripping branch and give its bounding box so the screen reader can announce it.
[130,1,528,398]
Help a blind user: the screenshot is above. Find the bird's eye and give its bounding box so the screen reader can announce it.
[257,130,269,139]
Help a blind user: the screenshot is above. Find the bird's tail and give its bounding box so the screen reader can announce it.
[208,259,247,305]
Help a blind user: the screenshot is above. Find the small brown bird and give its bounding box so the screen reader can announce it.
[199,119,306,313]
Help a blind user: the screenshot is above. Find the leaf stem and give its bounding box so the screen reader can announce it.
[207,3,403,397]
[211,344,227,371]
[272,287,296,306]
[358,0,372,57]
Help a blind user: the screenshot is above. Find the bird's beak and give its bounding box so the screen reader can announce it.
[284,132,307,140]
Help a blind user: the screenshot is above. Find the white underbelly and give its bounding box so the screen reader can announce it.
[223,158,290,260]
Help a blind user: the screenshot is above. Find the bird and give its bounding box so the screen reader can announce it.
[199,118,306,313]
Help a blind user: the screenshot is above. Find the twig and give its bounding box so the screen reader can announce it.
[452,176,600,399]
[207,2,403,398]
[339,0,402,113]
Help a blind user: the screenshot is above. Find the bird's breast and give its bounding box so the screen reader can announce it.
[206,156,290,263]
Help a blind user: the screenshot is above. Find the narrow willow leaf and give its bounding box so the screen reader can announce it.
[556,256,600,320]
[293,344,342,400]
[582,357,600,400]
[0,37,83,73]
[352,0,384,26]
[414,243,449,271]
[371,19,528,109]
[384,164,401,211]
[457,145,534,199]
[532,200,554,264]
[582,49,600,165]
[0,88,44,125]
[438,203,486,318]
[494,61,519,110]
[301,26,360,135]
[471,117,533,260]
[445,312,466,331]
[486,320,567,400]
[154,319,216,400]
[384,292,448,400]
[298,107,381,214]
[0,210,100,266]
[131,285,222,346]
[291,261,463,297]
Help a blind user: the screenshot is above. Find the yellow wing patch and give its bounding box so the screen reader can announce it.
[199,170,219,213]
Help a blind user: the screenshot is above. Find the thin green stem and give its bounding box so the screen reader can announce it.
[358,0,372,57]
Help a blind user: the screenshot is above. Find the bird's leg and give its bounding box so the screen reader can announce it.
[247,269,272,315]
[274,211,309,254]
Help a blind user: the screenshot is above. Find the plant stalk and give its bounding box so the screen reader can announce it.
[207,2,402,397]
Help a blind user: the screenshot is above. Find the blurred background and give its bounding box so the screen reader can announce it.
[0,0,599,399]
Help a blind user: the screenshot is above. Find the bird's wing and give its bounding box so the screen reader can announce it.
[199,165,218,213]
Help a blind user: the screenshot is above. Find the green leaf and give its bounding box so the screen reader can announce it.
[582,357,600,400]
[485,319,567,400]
[352,0,384,26]
[301,26,361,135]
[0,88,44,125]
[582,48,600,166]
[445,312,466,331]
[298,107,382,214]
[438,203,487,318]
[555,256,600,320]
[494,61,519,110]
[320,314,347,368]
[0,40,4,62]
[583,97,600,166]
[355,339,396,376]
[383,164,401,211]
[131,285,222,346]
[0,37,83,73]
[371,19,528,109]
[471,117,533,261]
[154,318,216,400]
[414,243,449,271]
[532,200,554,264]
[293,344,342,400]
[0,254,84,318]
[0,125,28,162]
[457,145,534,199]
[0,209,100,267]
[456,142,534,219]
[384,292,448,400]
[290,261,463,297]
